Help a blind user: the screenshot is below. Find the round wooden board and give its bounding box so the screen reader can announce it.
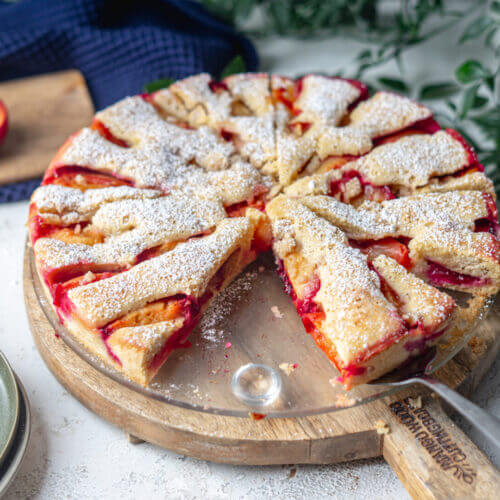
[23,248,500,498]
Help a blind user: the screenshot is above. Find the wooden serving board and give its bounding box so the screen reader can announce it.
[23,248,500,499]
[0,71,94,185]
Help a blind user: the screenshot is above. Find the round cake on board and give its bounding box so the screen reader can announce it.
[27,72,500,393]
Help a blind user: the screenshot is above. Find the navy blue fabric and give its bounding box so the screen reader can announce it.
[0,0,258,202]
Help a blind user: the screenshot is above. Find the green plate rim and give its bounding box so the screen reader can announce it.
[0,351,19,467]
[0,376,31,497]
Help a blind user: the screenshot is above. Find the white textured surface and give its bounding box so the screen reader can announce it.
[1,28,499,499]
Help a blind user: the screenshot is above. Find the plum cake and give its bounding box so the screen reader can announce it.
[28,73,499,387]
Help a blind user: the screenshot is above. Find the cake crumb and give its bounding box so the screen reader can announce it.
[375,420,390,435]
[335,393,356,408]
[408,396,422,409]
[279,362,298,376]
[271,306,283,319]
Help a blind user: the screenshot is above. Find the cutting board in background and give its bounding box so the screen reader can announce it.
[0,70,94,185]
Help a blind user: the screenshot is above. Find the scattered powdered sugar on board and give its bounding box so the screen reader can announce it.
[197,270,259,346]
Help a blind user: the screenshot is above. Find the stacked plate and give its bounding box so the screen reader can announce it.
[0,351,30,497]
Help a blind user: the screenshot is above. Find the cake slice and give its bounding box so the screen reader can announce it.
[301,192,500,295]
[285,129,493,202]
[36,217,263,385]
[266,195,456,387]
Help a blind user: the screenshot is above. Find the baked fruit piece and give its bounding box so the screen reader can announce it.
[28,71,500,389]
[0,100,8,146]
[266,195,457,388]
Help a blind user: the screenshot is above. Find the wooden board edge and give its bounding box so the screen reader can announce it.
[24,246,384,465]
[22,245,498,467]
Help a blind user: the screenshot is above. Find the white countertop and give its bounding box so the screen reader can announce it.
[1,28,499,499]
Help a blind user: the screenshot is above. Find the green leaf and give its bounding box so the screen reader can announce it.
[220,55,246,79]
[484,75,496,92]
[455,60,490,84]
[377,77,409,93]
[419,82,460,99]
[485,27,498,50]
[472,95,489,108]
[460,83,480,118]
[490,0,500,16]
[473,108,500,130]
[142,78,174,93]
[446,100,457,112]
[459,16,494,43]
[356,49,372,61]
[480,151,499,166]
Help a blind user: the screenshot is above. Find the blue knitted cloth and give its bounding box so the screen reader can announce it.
[0,0,258,202]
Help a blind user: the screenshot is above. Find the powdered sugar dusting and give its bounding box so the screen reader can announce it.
[349,91,432,137]
[67,218,251,327]
[28,71,500,388]
[35,194,227,268]
[198,270,258,346]
[292,75,361,125]
[33,184,160,224]
[356,131,469,188]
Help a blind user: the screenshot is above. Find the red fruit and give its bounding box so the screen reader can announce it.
[352,237,412,269]
[0,100,8,146]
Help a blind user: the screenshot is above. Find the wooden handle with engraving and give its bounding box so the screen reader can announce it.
[381,396,500,499]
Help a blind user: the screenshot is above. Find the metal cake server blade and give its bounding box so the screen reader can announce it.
[371,347,500,448]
